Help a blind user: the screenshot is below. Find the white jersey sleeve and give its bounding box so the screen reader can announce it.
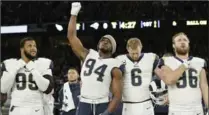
[33,58,54,94]
[1,59,18,94]
[115,55,126,73]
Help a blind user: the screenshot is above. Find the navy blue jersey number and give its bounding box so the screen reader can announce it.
[177,69,198,88]
[16,73,38,90]
[131,68,142,86]
[84,59,107,82]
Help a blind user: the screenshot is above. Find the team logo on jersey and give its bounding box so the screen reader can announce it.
[134,62,139,67]
[25,68,31,72]
[35,109,40,112]
[122,60,126,65]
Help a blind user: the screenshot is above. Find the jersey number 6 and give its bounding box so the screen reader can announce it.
[131,68,142,86]
[84,59,107,82]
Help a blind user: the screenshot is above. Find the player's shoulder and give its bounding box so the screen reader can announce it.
[144,52,157,57]
[87,49,99,57]
[161,56,174,61]
[36,57,53,69]
[143,52,157,56]
[2,58,19,69]
[105,58,122,68]
[115,54,126,60]
[89,49,98,54]
[36,57,52,63]
[191,56,206,66]
[106,57,118,62]
[3,58,18,63]
[3,58,19,66]
[143,52,158,60]
[191,56,205,62]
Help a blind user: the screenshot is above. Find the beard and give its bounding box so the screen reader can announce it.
[175,46,189,55]
[99,47,111,54]
[24,50,36,60]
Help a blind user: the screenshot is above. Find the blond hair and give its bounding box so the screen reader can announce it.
[172,32,189,44]
[126,38,142,49]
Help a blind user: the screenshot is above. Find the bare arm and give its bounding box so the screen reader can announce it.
[107,68,122,113]
[155,59,187,85]
[200,68,208,108]
[0,93,7,106]
[67,15,89,61]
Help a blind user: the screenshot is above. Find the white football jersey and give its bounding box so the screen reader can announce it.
[116,53,158,102]
[80,49,120,100]
[3,58,52,107]
[160,56,206,106]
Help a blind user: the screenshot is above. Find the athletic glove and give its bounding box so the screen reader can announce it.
[71,2,81,16]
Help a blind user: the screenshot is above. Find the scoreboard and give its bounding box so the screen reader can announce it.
[1,20,208,34]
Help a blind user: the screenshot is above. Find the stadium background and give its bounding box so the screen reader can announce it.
[1,1,208,115]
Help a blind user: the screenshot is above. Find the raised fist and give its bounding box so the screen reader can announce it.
[71,2,81,16]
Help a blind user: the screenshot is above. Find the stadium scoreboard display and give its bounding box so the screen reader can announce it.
[75,20,207,31]
[1,20,208,34]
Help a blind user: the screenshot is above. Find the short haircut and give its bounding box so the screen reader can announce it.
[172,32,188,44]
[126,38,143,49]
[20,37,35,48]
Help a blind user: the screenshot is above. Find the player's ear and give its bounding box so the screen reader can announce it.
[172,44,175,49]
[20,47,23,52]
[126,46,129,52]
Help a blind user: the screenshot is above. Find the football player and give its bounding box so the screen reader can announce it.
[156,32,208,115]
[116,38,159,115]
[1,37,54,115]
[67,2,122,115]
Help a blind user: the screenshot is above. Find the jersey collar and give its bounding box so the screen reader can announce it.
[126,53,144,63]
[174,56,193,63]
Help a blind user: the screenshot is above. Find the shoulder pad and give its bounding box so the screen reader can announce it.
[37,57,52,62]
[2,58,18,70]
[145,52,156,56]
[3,58,18,68]
[3,58,18,64]
[145,53,158,59]
[192,57,205,62]
[115,54,126,60]
[89,49,98,54]
[192,57,206,68]
[88,49,99,57]
[36,58,53,69]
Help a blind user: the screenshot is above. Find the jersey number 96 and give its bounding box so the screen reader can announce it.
[177,69,198,88]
